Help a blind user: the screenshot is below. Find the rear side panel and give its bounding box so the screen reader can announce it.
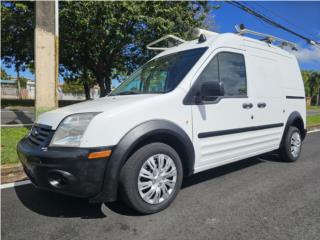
[280,57,306,129]
[245,40,286,150]
[244,37,306,140]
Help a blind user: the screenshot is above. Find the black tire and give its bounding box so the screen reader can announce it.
[280,126,302,162]
[119,142,183,214]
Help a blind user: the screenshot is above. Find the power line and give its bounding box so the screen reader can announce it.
[226,1,320,47]
[250,1,319,41]
[240,2,272,30]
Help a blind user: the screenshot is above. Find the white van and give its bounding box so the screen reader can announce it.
[18,26,306,214]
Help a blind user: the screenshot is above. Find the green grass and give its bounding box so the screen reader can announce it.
[1,127,30,165]
[307,114,320,126]
[307,105,320,110]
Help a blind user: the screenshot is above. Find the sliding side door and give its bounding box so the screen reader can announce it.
[191,48,280,173]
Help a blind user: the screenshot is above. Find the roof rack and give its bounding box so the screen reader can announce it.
[235,24,298,51]
[146,28,219,51]
[146,35,186,51]
[192,28,219,38]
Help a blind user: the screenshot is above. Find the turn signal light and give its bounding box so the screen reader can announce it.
[88,150,112,159]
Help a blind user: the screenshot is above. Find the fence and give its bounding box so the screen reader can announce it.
[0,87,101,100]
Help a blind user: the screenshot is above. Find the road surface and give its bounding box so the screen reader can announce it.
[1,108,34,125]
[1,132,320,240]
[307,109,320,116]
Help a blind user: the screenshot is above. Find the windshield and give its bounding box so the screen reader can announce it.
[110,47,207,96]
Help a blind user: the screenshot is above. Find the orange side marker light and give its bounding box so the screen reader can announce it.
[88,150,112,159]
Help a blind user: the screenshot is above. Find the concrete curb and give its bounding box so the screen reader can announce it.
[1,124,33,128]
[307,124,320,131]
[1,126,320,184]
[1,164,27,184]
[1,163,23,174]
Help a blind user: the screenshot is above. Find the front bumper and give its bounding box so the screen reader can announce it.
[17,137,111,198]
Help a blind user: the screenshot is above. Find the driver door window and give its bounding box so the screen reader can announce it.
[196,52,247,100]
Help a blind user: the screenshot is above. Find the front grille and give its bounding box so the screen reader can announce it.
[28,124,54,146]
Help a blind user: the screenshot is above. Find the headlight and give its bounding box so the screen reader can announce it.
[50,113,100,147]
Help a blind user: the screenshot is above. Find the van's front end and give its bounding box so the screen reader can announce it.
[17,112,113,198]
[17,93,174,200]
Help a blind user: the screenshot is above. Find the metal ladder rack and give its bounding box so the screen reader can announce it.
[146,28,218,51]
[235,24,298,51]
[146,35,186,51]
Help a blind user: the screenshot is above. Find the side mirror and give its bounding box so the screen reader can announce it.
[196,81,224,103]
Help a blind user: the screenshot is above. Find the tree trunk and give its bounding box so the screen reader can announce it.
[83,81,91,100]
[16,68,21,99]
[97,75,106,97]
[83,69,91,100]
[104,69,112,95]
[96,67,111,97]
[105,77,111,94]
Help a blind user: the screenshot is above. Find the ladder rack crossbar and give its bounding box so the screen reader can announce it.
[235,25,297,50]
[147,35,186,51]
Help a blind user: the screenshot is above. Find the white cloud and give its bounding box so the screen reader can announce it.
[291,45,320,63]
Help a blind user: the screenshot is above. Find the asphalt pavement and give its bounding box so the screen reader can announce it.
[1,108,34,125]
[1,132,320,240]
[307,109,320,116]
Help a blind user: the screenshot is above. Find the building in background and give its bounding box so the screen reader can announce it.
[1,78,34,99]
[1,78,100,100]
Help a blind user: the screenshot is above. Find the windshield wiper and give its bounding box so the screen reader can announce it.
[113,91,140,96]
[111,90,167,96]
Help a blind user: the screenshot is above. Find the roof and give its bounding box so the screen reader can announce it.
[153,32,294,60]
[0,79,17,84]
[0,79,35,85]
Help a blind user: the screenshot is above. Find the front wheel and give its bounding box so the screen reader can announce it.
[280,126,302,162]
[120,142,183,214]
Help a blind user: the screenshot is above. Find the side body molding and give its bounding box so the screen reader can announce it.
[90,120,195,202]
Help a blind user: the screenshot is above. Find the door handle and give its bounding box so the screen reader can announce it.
[257,102,267,108]
[242,103,253,109]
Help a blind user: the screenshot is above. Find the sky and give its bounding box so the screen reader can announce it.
[211,1,320,70]
[2,1,320,83]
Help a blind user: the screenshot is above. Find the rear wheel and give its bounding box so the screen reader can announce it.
[120,142,183,214]
[280,126,302,162]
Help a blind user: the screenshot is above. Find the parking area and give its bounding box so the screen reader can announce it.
[1,108,34,125]
[1,132,320,240]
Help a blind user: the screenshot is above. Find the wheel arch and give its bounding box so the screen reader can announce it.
[90,120,195,202]
[281,111,306,148]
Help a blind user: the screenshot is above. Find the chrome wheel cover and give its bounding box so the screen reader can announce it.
[138,154,177,205]
[290,132,301,158]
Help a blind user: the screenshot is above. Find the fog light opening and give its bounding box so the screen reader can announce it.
[48,172,68,188]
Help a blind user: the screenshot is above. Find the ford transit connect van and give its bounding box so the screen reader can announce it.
[17,26,306,214]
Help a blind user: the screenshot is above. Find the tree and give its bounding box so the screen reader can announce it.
[62,78,86,95]
[59,1,212,97]
[301,70,311,97]
[61,73,95,99]
[309,72,320,105]
[1,68,9,80]
[301,70,320,105]
[18,76,27,89]
[1,1,34,80]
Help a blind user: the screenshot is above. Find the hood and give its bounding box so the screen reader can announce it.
[37,94,159,129]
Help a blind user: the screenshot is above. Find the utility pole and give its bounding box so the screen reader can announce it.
[35,0,59,117]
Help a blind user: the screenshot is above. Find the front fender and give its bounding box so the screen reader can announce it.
[90,120,194,203]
